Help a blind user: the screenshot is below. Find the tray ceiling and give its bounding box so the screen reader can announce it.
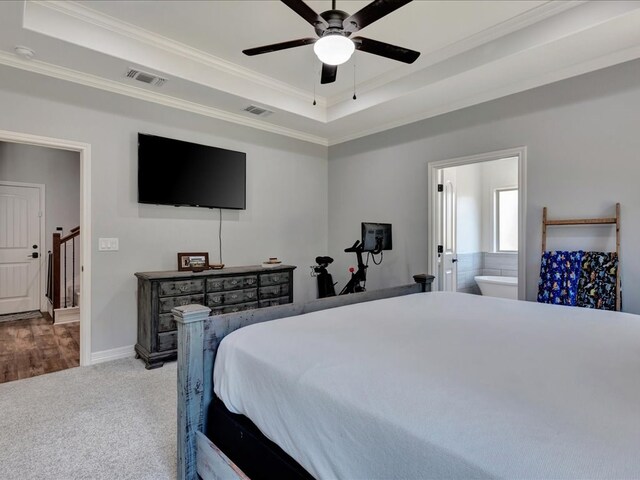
[1,0,640,145]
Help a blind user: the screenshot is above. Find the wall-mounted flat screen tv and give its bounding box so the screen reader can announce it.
[138,133,246,210]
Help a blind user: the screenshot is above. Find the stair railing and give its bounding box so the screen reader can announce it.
[48,226,80,311]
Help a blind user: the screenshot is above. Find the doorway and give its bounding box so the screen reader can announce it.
[428,148,527,300]
[0,129,91,381]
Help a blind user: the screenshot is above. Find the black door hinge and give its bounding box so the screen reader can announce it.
[437,245,443,254]
[437,184,444,192]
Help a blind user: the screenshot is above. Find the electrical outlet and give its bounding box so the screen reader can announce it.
[98,238,119,251]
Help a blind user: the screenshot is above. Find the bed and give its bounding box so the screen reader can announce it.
[174,277,640,479]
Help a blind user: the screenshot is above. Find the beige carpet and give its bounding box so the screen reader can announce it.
[0,358,176,480]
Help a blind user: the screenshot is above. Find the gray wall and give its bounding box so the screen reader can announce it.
[0,67,328,353]
[0,142,80,303]
[329,59,640,314]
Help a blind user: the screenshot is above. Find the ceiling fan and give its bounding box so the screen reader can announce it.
[243,0,420,85]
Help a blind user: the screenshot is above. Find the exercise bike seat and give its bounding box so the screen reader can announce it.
[315,256,334,265]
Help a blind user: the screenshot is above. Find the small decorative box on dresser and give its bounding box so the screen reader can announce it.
[135,265,295,369]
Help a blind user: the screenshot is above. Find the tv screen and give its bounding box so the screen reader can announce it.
[138,133,246,209]
[361,222,392,252]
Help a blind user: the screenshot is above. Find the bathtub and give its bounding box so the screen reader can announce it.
[474,275,518,300]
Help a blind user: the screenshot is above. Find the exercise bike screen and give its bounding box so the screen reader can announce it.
[361,222,392,252]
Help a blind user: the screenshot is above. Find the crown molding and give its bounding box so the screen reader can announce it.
[327,42,640,146]
[30,1,328,109]
[0,51,328,146]
[326,1,584,107]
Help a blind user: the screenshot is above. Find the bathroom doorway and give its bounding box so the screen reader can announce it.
[428,148,527,300]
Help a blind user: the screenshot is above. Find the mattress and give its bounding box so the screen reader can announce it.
[213,292,640,479]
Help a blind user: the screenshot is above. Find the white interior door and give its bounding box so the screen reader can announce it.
[0,183,42,315]
[439,169,457,292]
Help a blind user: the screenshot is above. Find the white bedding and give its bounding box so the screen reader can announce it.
[213,292,640,479]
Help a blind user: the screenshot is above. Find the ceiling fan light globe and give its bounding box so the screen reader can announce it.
[313,35,355,66]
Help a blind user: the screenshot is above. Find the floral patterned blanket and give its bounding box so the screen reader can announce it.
[576,252,619,310]
[537,251,584,306]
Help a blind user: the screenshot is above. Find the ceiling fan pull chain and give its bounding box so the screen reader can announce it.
[313,61,318,105]
[353,59,357,101]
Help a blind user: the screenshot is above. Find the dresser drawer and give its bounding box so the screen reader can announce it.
[260,271,290,286]
[159,279,204,297]
[224,288,258,305]
[157,331,177,352]
[158,313,176,333]
[206,277,225,292]
[223,275,257,291]
[206,288,257,307]
[259,283,290,299]
[159,294,204,313]
[258,296,291,308]
[211,301,258,315]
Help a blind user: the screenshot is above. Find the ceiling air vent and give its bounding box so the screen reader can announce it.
[126,68,166,87]
[243,105,273,117]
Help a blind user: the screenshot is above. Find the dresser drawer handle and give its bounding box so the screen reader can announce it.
[272,275,279,282]
[180,285,188,292]
[247,279,255,284]
[247,293,254,298]
[212,282,222,288]
[231,280,238,285]
[212,296,221,303]
[231,294,238,299]
[180,299,189,306]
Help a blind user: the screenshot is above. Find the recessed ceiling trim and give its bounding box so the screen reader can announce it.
[23,0,326,121]
[325,0,585,107]
[27,0,327,108]
[327,42,640,146]
[0,51,328,146]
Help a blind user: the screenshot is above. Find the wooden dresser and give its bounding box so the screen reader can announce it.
[135,265,295,369]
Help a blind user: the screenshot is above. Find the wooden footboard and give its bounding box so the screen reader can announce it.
[173,274,434,480]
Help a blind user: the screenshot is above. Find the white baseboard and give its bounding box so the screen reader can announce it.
[91,344,135,365]
[54,306,79,324]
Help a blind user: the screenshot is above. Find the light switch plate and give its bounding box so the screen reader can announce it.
[98,238,119,251]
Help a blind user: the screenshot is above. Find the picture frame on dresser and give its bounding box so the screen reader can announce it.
[178,252,210,272]
[134,265,296,369]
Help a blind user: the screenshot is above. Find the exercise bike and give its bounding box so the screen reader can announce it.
[312,238,382,298]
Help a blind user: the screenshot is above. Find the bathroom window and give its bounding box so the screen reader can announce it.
[495,188,518,252]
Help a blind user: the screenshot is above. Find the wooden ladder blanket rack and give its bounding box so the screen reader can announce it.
[541,203,620,311]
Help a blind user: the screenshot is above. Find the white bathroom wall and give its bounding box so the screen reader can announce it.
[448,163,483,294]
[450,163,483,254]
[480,157,519,252]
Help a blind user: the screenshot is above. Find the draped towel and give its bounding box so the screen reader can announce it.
[537,250,584,306]
[577,252,619,310]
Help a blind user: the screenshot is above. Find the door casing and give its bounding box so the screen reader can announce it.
[428,147,527,300]
[0,129,91,366]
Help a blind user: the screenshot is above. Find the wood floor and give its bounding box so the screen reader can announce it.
[0,314,79,384]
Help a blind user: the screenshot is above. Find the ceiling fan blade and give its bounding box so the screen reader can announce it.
[243,38,316,56]
[352,36,420,64]
[343,0,413,33]
[281,0,328,31]
[321,63,337,84]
